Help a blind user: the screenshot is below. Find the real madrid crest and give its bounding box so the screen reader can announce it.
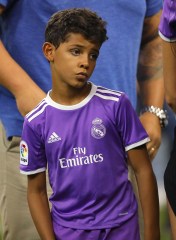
[91,118,106,139]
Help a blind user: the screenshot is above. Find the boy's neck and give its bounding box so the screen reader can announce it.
[50,82,92,106]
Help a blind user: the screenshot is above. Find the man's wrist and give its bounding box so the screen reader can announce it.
[140,105,168,128]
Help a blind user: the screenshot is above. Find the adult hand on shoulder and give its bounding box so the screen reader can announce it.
[140,112,161,161]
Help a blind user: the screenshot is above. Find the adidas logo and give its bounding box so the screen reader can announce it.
[48,132,61,143]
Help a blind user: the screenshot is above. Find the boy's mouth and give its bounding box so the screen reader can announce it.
[76,72,88,77]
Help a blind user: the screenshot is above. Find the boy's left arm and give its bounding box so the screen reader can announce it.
[127,145,160,240]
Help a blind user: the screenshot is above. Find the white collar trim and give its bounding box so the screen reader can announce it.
[45,82,97,110]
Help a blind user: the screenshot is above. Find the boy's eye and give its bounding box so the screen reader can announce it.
[90,53,99,61]
[70,48,80,56]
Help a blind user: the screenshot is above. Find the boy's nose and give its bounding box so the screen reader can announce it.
[79,55,89,69]
[80,62,89,69]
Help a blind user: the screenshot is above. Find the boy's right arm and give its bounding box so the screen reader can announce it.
[27,171,55,240]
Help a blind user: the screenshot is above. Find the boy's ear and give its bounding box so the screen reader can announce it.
[42,42,55,62]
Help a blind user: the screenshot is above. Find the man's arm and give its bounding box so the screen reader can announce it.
[137,10,164,160]
[0,41,46,116]
[162,41,176,112]
[0,4,5,14]
[27,172,55,240]
[128,145,160,240]
[0,3,45,116]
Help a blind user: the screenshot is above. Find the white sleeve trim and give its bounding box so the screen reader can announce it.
[159,31,176,42]
[20,167,46,175]
[125,137,150,151]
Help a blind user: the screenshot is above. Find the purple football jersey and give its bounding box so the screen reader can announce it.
[20,83,149,229]
[159,0,176,41]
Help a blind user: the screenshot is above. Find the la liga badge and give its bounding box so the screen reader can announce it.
[20,140,29,165]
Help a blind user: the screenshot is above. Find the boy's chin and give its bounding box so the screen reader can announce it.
[72,79,89,88]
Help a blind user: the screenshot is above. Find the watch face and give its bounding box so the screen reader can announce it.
[160,110,166,118]
[140,106,168,128]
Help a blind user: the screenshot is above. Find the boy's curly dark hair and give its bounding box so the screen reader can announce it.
[45,8,108,48]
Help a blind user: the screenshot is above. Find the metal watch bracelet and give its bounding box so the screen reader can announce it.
[140,105,168,128]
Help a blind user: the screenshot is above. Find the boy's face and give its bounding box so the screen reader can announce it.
[43,33,100,90]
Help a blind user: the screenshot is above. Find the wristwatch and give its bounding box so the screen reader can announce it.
[141,105,168,128]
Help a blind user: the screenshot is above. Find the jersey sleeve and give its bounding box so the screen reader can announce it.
[116,94,150,151]
[20,118,47,175]
[159,0,176,42]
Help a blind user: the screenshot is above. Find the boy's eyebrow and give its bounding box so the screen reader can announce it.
[69,44,100,53]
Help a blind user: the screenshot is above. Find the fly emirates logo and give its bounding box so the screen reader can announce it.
[59,147,104,168]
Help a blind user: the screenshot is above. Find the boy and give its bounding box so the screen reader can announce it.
[20,8,160,240]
